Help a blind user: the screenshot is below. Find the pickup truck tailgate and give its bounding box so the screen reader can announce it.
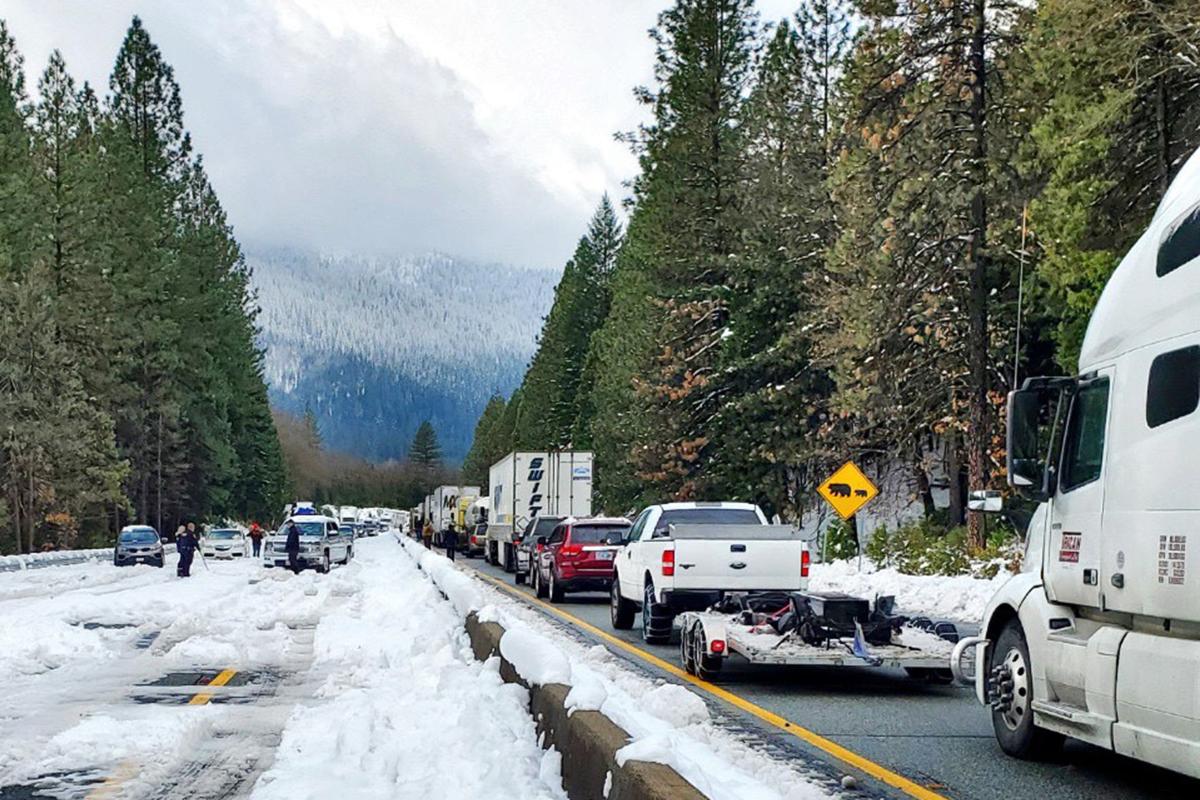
[669,525,807,592]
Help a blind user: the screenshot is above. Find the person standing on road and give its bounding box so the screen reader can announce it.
[422,518,434,550]
[248,523,264,558]
[285,519,302,574]
[443,522,458,561]
[176,524,198,577]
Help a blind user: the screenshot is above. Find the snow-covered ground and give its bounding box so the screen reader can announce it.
[402,537,832,800]
[0,538,568,799]
[809,558,1011,623]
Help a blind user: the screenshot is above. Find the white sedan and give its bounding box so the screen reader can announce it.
[201,528,247,559]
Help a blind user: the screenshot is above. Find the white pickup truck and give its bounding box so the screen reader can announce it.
[610,502,810,643]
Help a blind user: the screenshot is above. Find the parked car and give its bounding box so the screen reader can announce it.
[514,514,567,585]
[263,515,352,573]
[343,522,365,539]
[201,527,246,559]
[467,521,489,558]
[531,517,631,602]
[114,525,164,568]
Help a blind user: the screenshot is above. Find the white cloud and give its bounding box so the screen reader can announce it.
[4,0,801,266]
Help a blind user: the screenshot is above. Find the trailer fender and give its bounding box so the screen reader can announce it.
[681,612,728,656]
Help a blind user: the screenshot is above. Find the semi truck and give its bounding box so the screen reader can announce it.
[952,146,1200,778]
[429,485,480,547]
[486,451,593,572]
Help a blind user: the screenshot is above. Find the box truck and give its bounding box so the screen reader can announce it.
[485,451,593,572]
[952,146,1200,778]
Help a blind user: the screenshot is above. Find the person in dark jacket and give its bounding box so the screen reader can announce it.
[443,522,458,561]
[177,523,198,577]
[285,520,302,574]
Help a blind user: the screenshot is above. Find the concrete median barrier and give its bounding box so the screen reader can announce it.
[466,612,707,800]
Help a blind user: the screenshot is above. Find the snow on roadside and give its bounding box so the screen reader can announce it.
[808,558,1011,623]
[399,537,830,800]
[251,538,567,800]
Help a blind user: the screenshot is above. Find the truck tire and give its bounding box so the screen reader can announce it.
[641,581,673,644]
[610,576,635,629]
[317,551,331,574]
[989,619,1063,759]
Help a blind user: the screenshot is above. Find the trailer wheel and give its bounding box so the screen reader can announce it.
[692,624,722,681]
[989,619,1063,759]
[610,577,635,629]
[515,565,526,585]
[680,622,697,675]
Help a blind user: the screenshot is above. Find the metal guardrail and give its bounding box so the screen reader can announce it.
[0,544,178,573]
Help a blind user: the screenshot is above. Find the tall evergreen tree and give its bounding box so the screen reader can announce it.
[462,394,507,488]
[408,420,443,468]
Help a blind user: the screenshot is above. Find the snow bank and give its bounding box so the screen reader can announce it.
[404,544,830,800]
[808,558,1011,623]
[253,538,566,800]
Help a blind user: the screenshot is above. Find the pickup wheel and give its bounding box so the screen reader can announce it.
[641,581,673,644]
[610,577,635,629]
[317,551,331,574]
[989,619,1063,759]
[342,547,353,565]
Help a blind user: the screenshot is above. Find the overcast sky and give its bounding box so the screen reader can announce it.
[7,1,796,268]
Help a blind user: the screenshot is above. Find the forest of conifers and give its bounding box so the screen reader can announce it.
[464,0,1200,548]
[0,19,287,552]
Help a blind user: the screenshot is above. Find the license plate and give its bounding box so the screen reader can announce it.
[596,550,615,561]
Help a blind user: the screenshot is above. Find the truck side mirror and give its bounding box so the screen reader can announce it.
[1007,389,1052,500]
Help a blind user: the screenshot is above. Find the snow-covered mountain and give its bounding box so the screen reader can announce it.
[248,246,555,463]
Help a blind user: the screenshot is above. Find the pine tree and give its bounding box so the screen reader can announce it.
[1026,0,1200,370]
[462,394,507,488]
[408,420,443,468]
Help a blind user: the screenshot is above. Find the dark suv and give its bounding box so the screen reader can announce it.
[531,517,631,602]
[114,525,165,568]
[514,515,566,585]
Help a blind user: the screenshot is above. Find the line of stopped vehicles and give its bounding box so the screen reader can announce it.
[405,150,1200,784]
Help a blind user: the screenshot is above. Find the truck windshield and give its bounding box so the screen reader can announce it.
[285,522,326,537]
[659,508,761,528]
[571,524,629,544]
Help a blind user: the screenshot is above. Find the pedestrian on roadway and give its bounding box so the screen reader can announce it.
[422,519,434,550]
[248,522,264,558]
[285,519,303,574]
[444,522,458,561]
[176,523,198,577]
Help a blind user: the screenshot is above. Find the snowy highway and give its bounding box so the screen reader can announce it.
[457,555,1200,800]
[0,538,568,800]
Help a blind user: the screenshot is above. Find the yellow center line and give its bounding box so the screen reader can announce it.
[470,569,949,800]
[85,759,138,799]
[188,667,238,706]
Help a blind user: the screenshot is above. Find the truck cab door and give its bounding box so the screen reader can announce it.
[620,509,653,598]
[1044,372,1112,608]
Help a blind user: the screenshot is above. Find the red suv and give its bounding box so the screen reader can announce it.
[531,517,631,602]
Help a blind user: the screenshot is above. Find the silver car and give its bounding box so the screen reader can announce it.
[114,525,164,568]
[201,528,247,559]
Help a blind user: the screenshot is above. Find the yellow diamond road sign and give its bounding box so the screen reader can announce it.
[817,461,879,520]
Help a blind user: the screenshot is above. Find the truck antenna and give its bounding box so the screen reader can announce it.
[1014,203,1028,390]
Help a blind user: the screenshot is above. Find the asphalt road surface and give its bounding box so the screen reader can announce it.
[458,552,1200,800]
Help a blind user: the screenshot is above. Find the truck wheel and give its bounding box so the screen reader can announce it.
[641,581,673,644]
[989,619,1063,759]
[317,551,330,574]
[610,577,635,629]
[342,547,353,565]
[692,624,722,681]
[548,569,564,603]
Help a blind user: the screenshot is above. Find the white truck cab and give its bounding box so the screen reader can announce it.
[955,147,1200,777]
[611,501,810,643]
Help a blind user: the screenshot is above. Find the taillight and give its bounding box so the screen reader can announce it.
[801,548,810,578]
[662,548,675,577]
[710,639,726,654]
[561,544,582,557]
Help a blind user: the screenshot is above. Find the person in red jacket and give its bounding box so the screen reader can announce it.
[248,523,265,558]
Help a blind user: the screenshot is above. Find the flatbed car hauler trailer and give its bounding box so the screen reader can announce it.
[678,591,959,681]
